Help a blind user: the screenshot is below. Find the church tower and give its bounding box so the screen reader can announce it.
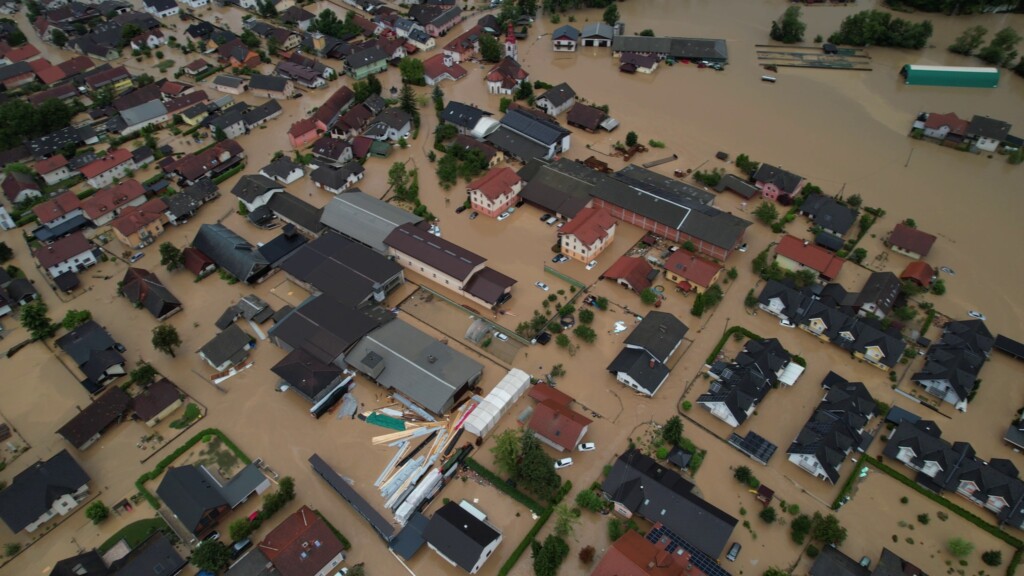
[505,21,517,61]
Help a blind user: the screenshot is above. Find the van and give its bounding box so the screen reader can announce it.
[231,538,252,559]
[726,542,741,562]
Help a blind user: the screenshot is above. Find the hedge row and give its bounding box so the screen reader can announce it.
[464,457,542,512]
[313,509,352,550]
[864,456,1023,549]
[496,481,572,576]
[705,326,763,365]
[1008,547,1022,576]
[135,428,251,510]
[212,162,246,185]
[831,453,865,510]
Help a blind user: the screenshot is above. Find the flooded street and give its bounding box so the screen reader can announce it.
[1,0,1023,575]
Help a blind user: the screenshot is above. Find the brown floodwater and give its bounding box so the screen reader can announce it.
[2,1,1023,575]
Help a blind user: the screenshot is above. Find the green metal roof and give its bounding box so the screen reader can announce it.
[901,65,999,88]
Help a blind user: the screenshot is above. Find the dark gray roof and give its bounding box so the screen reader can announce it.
[0,450,91,533]
[624,311,688,363]
[538,82,576,108]
[193,223,269,283]
[787,376,875,484]
[617,164,715,206]
[268,295,387,366]
[800,193,857,236]
[853,271,900,313]
[384,223,484,281]
[57,387,132,449]
[752,163,803,195]
[231,174,280,203]
[809,545,870,576]
[249,74,288,92]
[266,192,324,235]
[257,226,307,266]
[714,173,759,199]
[0,61,31,82]
[200,324,253,368]
[552,24,579,41]
[310,162,365,191]
[517,161,595,218]
[156,466,227,533]
[260,157,302,181]
[425,502,501,573]
[307,454,395,542]
[121,268,181,319]
[872,548,928,576]
[602,449,736,558]
[55,320,117,367]
[271,348,345,403]
[227,549,280,576]
[244,100,283,126]
[108,533,186,576]
[611,35,729,61]
[319,191,420,253]
[967,115,1011,141]
[500,108,569,146]
[52,551,107,576]
[214,74,244,88]
[278,232,402,305]
[606,347,669,395]
[441,101,490,130]
[485,126,550,161]
[346,46,387,68]
[581,22,613,39]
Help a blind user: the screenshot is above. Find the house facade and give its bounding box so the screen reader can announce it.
[662,249,723,294]
[558,206,615,263]
[35,232,97,278]
[111,197,169,248]
[80,149,136,189]
[467,166,522,218]
[551,25,578,51]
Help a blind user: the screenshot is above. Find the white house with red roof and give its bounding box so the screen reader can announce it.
[81,179,147,226]
[34,154,72,186]
[663,249,723,294]
[2,172,41,205]
[468,167,522,218]
[774,234,844,281]
[33,191,83,230]
[34,231,97,278]
[80,149,136,189]
[423,53,467,86]
[558,206,615,263]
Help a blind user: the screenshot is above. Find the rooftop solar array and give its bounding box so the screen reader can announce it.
[727,431,777,465]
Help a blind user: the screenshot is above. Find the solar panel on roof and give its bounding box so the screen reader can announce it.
[645,525,732,576]
[727,431,777,465]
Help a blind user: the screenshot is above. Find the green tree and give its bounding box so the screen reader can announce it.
[578,308,594,324]
[399,84,419,124]
[639,29,655,37]
[159,242,183,271]
[661,416,683,446]
[595,297,609,310]
[51,28,68,47]
[399,57,425,85]
[62,309,92,330]
[514,80,533,101]
[151,324,182,357]
[518,432,561,501]
[518,0,537,14]
[388,162,409,195]
[602,3,619,26]
[734,466,754,484]
[760,506,777,523]
[575,489,605,512]
[552,503,579,538]
[191,541,232,572]
[930,279,946,295]
[257,0,278,17]
[4,543,20,557]
[625,131,638,147]
[499,97,512,113]
[573,324,597,343]
[978,26,1021,67]
[948,537,974,558]
[770,6,806,44]
[982,550,1003,567]
[0,242,12,263]
[352,76,382,104]
[828,10,932,50]
[811,512,847,546]
[532,534,570,576]
[120,24,142,48]
[229,518,253,541]
[85,501,109,524]
[763,569,790,576]
[849,247,867,264]
[555,334,570,348]
[949,25,988,56]
[894,306,917,321]
[791,514,812,544]
[130,363,158,386]
[735,153,760,176]
[491,428,522,477]
[20,301,57,340]
[436,154,458,189]
[214,126,227,141]
[640,287,658,305]
[479,34,502,63]
[792,269,817,289]
[753,201,778,225]
[846,193,862,208]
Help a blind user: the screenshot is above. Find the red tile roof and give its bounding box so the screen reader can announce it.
[775,234,844,278]
[82,179,145,219]
[259,506,346,576]
[27,57,51,74]
[3,44,40,63]
[467,166,520,201]
[559,206,614,246]
[592,530,706,576]
[663,250,723,289]
[80,149,134,179]
[160,80,190,96]
[58,55,95,76]
[527,400,591,451]
[312,85,355,129]
[527,382,573,407]
[33,190,82,224]
[35,231,93,268]
[35,154,68,175]
[486,56,528,84]
[185,58,209,72]
[602,255,656,293]
[288,118,317,138]
[111,197,167,236]
[34,64,67,85]
[887,223,936,258]
[900,261,934,288]
[166,139,243,182]
[165,90,209,114]
[84,65,130,89]
[2,172,39,202]
[183,246,214,276]
[925,112,968,134]
[422,53,467,81]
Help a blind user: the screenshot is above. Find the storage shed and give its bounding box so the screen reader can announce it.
[463,368,531,438]
[900,65,999,88]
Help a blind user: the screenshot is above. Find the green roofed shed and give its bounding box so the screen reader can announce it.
[900,65,999,88]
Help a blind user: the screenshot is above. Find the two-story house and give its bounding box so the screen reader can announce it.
[467,166,522,218]
[35,231,97,279]
[0,450,90,534]
[558,206,615,263]
[753,163,804,202]
[110,197,168,248]
[607,312,687,397]
[231,174,282,214]
[662,248,722,294]
[79,149,136,189]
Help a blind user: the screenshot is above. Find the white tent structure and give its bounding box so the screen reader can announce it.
[463,368,531,438]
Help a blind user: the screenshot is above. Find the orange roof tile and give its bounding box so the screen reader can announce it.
[559,206,615,246]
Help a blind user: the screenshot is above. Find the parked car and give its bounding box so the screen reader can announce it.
[577,442,596,452]
[231,538,252,559]
[114,342,126,353]
[540,213,553,222]
[497,211,510,221]
[554,457,573,469]
[455,205,467,214]
[726,542,741,562]
[586,260,598,270]
[544,215,558,225]
[738,243,748,253]
[494,331,508,341]
[130,252,145,262]
[535,281,549,291]
[428,224,441,237]
[968,310,986,320]
[469,211,479,220]
[779,318,795,328]
[552,254,568,263]
[859,556,871,568]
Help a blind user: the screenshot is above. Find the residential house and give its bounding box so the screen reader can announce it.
[79,148,136,189]
[774,234,844,281]
[0,450,90,534]
[364,108,412,142]
[441,101,491,134]
[192,223,269,283]
[799,193,857,237]
[131,30,168,53]
[467,166,522,218]
[120,267,181,319]
[277,232,404,308]
[808,545,872,576]
[55,320,126,391]
[912,319,993,410]
[410,4,461,37]
[260,157,304,185]
[602,448,737,558]
[698,338,801,427]
[619,52,659,74]
[249,74,294,99]
[232,174,282,214]
[259,506,346,576]
[28,125,99,159]
[853,271,900,320]
[275,60,326,90]
[551,25,579,51]
[886,222,936,260]
[311,136,354,166]
[485,106,569,161]
[116,100,170,136]
[600,255,658,294]
[425,502,501,574]
[35,231,97,279]
[164,139,245,185]
[663,249,723,294]
[132,146,155,167]
[81,179,147,227]
[607,311,688,397]
[966,115,1011,152]
[787,372,875,483]
[2,172,41,205]
[106,533,187,575]
[183,246,216,278]
[527,384,590,452]
[84,66,133,92]
[310,162,365,194]
[443,25,480,63]
[347,319,483,414]
[558,206,615,263]
[213,74,246,95]
[384,222,515,309]
[164,178,219,226]
[32,190,85,240]
[56,386,132,451]
[268,295,386,373]
[287,118,319,149]
[264,193,323,237]
[131,378,183,427]
[592,530,712,576]
[345,47,388,79]
[485,56,528,95]
[142,0,178,18]
[923,112,969,141]
[566,103,616,132]
[110,198,168,248]
[753,163,804,202]
[280,5,314,30]
[199,324,255,371]
[535,82,576,117]
[218,38,260,68]
[207,104,248,140]
[270,348,347,405]
[319,192,421,253]
[423,52,467,85]
[312,85,355,132]
[901,261,935,288]
[157,462,269,537]
[611,35,729,63]
[580,22,613,47]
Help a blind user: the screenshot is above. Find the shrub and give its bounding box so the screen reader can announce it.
[947,537,974,558]
[982,550,1002,566]
[806,544,820,558]
[579,545,595,564]
[608,518,624,541]
[760,507,777,523]
[86,501,110,524]
[900,496,909,504]
[682,400,692,411]
[917,513,929,525]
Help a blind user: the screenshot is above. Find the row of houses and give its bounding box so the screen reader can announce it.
[912,111,1018,153]
[698,337,804,427]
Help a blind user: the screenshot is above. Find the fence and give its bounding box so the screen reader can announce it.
[543,265,587,289]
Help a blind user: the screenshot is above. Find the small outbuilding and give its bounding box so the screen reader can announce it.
[900,65,999,88]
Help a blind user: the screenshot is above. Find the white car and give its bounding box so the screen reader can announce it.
[577,442,596,452]
[130,252,145,263]
[779,318,795,328]
[968,310,986,320]
[545,215,558,225]
[497,211,510,221]
[428,225,441,237]
[585,260,598,271]
[554,457,573,469]
[738,243,748,253]
[535,281,549,291]
[507,206,516,214]
[494,331,509,341]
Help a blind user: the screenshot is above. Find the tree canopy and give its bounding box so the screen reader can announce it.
[828,10,933,49]
[479,34,502,63]
[770,6,806,44]
[0,99,75,150]
[152,324,182,357]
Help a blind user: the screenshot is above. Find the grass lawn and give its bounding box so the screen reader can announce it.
[98,517,172,554]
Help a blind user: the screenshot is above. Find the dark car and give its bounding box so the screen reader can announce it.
[455,205,467,214]
[231,538,253,559]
